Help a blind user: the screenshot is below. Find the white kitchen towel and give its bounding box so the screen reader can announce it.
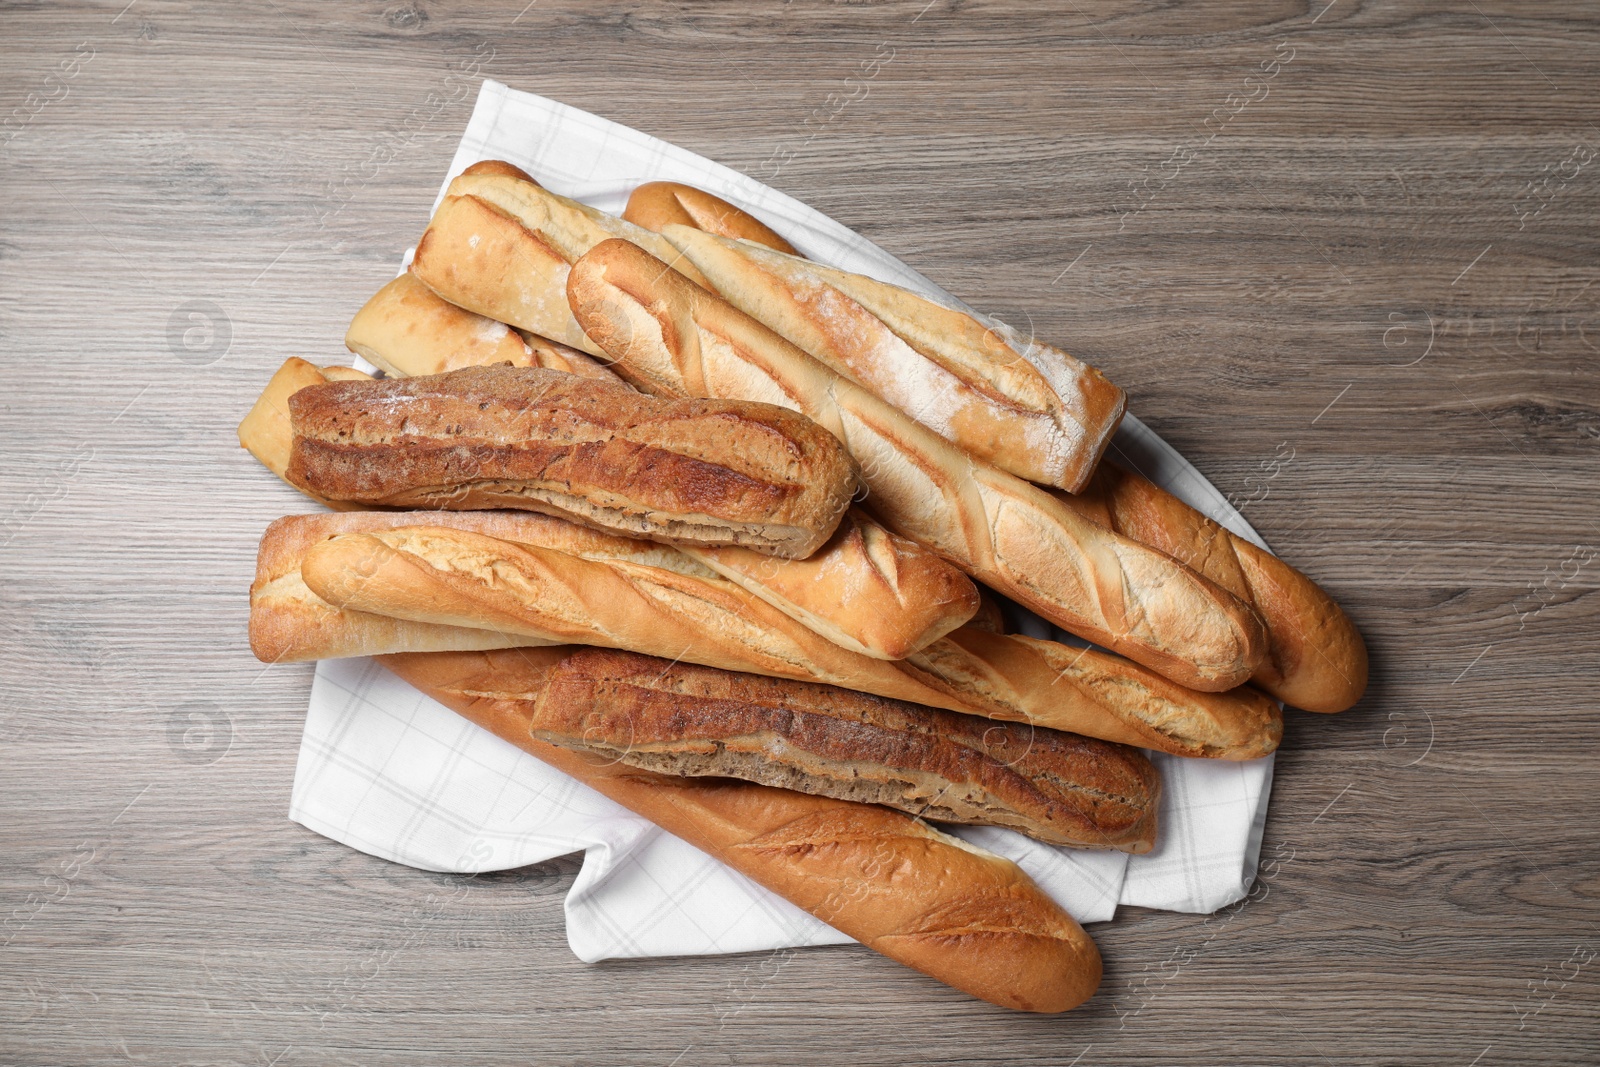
[288,79,1276,959]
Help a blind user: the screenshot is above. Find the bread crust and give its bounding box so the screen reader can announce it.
[380,647,1104,1012]
[566,238,1269,692]
[624,181,800,255]
[661,224,1124,491]
[526,646,1160,851]
[1060,463,1368,712]
[284,365,860,558]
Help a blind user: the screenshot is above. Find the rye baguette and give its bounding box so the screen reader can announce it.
[284,364,860,558]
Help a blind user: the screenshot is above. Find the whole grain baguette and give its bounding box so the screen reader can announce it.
[280,518,1280,759]
[566,239,1268,692]
[237,357,373,510]
[345,273,624,383]
[284,364,860,558]
[624,181,800,255]
[409,161,708,354]
[243,359,976,660]
[658,223,1124,492]
[1058,463,1369,713]
[381,647,1104,1012]
[526,646,1159,851]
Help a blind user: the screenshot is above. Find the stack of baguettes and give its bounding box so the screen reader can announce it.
[239,161,1367,1014]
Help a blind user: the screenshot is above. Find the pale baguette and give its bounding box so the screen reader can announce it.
[1059,463,1368,713]
[346,273,624,383]
[566,239,1268,692]
[382,647,1103,1012]
[658,223,1124,492]
[264,514,1279,759]
[409,161,708,354]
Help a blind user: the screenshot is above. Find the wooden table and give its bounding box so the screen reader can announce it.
[4,2,1596,1063]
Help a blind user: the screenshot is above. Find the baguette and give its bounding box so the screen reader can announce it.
[409,161,708,354]
[282,518,1280,759]
[284,365,860,558]
[381,647,1104,1012]
[658,223,1123,492]
[249,512,540,663]
[345,273,624,383]
[566,239,1269,692]
[294,521,980,711]
[906,629,1282,760]
[624,181,799,255]
[242,361,978,659]
[522,645,1159,851]
[237,357,373,509]
[1059,463,1369,713]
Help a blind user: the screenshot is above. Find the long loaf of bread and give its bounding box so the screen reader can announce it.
[624,181,800,255]
[284,365,860,558]
[258,512,1280,759]
[293,519,982,711]
[243,356,978,659]
[1059,463,1369,713]
[566,239,1269,692]
[517,645,1160,851]
[409,161,709,354]
[346,273,625,384]
[655,221,1125,493]
[381,647,1104,1012]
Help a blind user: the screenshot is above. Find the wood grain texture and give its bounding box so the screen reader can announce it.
[2,1,1597,1063]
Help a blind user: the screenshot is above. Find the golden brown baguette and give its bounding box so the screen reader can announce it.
[284,518,1280,759]
[237,357,373,510]
[523,646,1159,851]
[690,512,978,660]
[249,512,543,663]
[659,224,1124,492]
[294,521,977,710]
[409,161,708,354]
[284,365,860,558]
[624,181,800,255]
[566,239,1268,692]
[381,647,1104,1012]
[241,362,977,660]
[345,273,624,384]
[906,629,1281,760]
[1059,463,1369,713]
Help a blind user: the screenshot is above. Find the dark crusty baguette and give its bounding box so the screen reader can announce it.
[623,181,800,255]
[566,238,1269,692]
[381,647,1104,1012]
[284,364,860,558]
[1057,462,1368,713]
[527,646,1160,852]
